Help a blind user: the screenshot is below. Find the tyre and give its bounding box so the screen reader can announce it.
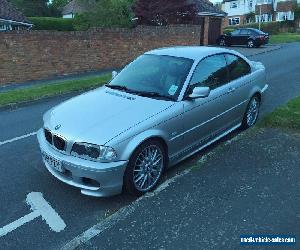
[241,95,260,129]
[219,38,226,46]
[247,39,254,48]
[124,139,166,196]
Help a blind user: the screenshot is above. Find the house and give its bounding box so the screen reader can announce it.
[222,0,300,25]
[62,0,96,18]
[0,0,32,31]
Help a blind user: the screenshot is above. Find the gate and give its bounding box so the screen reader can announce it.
[208,18,222,45]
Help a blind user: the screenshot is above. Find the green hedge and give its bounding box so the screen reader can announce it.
[28,17,76,31]
[224,21,295,35]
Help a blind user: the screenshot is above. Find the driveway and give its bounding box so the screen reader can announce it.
[0,43,300,249]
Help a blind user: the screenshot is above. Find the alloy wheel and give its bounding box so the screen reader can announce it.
[133,145,164,192]
[246,97,259,126]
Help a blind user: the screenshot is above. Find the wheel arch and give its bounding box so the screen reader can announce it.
[119,129,170,165]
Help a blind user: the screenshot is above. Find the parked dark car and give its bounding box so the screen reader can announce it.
[218,28,269,48]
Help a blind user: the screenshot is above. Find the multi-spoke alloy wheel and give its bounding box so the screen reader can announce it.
[242,95,260,129]
[133,145,163,192]
[124,140,165,196]
[247,40,254,48]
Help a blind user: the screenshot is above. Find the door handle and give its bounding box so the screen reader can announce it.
[227,87,236,94]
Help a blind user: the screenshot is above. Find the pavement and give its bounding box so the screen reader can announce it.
[0,42,300,249]
[78,128,300,250]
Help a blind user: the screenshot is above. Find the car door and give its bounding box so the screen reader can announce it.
[230,29,241,45]
[239,29,250,45]
[224,53,253,121]
[181,54,240,154]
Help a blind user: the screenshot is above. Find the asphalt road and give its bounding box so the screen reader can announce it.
[0,43,300,250]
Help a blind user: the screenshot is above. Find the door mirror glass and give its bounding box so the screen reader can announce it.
[112,71,118,79]
[188,87,210,99]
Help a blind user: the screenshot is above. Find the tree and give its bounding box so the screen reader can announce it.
[9,0,50,16]
[51,0,71,9]
[133,0,197,26]
[9,0,61,17]
[74,0,134,30]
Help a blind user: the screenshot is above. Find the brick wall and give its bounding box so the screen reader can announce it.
[0,25,201,85]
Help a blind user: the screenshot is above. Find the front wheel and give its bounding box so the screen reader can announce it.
[124,140,166,196]
[242,95,260,129]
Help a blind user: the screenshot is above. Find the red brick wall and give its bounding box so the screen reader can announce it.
[0,25,201,85]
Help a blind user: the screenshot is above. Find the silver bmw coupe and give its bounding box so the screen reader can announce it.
[37,46,268,197]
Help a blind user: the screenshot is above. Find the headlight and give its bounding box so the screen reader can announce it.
[71,142,117,162]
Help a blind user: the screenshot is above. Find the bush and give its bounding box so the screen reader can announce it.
[28,17,76,31]
[224,21,295,35]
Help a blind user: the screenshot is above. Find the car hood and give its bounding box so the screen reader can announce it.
[44,87,174,145]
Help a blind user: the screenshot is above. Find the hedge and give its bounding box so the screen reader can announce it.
[28,17,76,31]
[224,21,295,35]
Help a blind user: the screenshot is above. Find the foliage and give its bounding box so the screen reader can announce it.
[51,0,71,9]
[260,95,300,131]
[132,0,197,25]
[294,6,300,20]
[245,12,255,24]
[9,0,60,17]
[224,21,295,35]
[28,17,75,31]
[74,0,134,30]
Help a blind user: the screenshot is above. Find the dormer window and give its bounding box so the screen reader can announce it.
[230,2,238,8]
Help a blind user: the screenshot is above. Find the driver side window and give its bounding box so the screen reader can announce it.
[190,54,228,90]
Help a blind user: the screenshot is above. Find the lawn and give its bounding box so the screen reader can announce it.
[269,33,300,44]
[260,95,300,131]
[0,74,111,108]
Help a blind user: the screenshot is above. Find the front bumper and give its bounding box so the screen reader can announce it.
[37,129,128,197]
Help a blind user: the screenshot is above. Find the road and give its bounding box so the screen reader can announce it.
[0,43,300,249]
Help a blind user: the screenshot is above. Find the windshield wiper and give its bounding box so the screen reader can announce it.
[133,91,175,101]
[105,84,130,91]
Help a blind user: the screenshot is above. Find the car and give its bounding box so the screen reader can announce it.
[218,28,269,48]
[37,46,268,197]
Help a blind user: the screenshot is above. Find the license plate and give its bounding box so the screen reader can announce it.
[42,152,64,173]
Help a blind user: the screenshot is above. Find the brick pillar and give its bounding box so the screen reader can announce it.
[203,16,210,45]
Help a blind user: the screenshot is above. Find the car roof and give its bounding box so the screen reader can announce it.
[146,46,234,60]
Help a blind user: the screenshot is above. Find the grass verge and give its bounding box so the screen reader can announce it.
[0,74,111,108]
[269,33,300,44]
[259,95,300,131]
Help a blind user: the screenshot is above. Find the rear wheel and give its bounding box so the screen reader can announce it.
[219,38,226,46]
[124,140,166,196]
[247,39,254,48]
[242,95,260,129]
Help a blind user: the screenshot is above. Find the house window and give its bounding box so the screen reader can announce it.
[277,11,294,21]
[249,0,253,8]
[228,17,240,25]
[0,25,6,31]
[255,14,272,23]
[230,2,238,8]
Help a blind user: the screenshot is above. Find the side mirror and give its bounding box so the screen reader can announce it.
[188,87,210,99]
[112,71,118,79]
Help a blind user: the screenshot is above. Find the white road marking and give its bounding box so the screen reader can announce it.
[0,192,66,237]
[61,169,191,250]
[0,131,37,146]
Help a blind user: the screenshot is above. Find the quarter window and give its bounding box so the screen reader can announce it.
[190,55,228,90]
[225,54,251,81]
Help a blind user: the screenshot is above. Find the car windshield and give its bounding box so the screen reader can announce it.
[108,54,193,100]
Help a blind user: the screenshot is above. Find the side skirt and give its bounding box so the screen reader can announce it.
[169,123,242,167]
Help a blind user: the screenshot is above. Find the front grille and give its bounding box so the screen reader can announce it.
[53,135,66,151]
[44,128,66,152]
